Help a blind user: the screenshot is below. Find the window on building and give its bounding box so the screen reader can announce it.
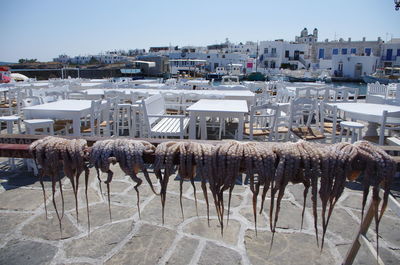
[264,61,268,67]
[285,50,289,58]
[271,48,276,54]
[270,61,276,68]
[318,48,325,59]
[365,48,371,56]
[222,55,225,58]
[341,48,347,55]
[332,48,339,55]
[264,48,268,54]
[351,48,356,54]
[397,49,400,56]
[207,56,210,58]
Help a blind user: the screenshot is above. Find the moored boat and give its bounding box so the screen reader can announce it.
[362,67,400,84]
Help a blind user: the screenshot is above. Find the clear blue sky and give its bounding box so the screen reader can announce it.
[1,0,399,62]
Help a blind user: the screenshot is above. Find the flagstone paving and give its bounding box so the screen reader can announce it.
[0,163,399,265]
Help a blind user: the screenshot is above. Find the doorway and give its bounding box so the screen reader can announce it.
[354,63,362,78]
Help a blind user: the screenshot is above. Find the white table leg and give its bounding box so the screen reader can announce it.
[200,115,207,140]
[237,114,244,140]
[365,122,379,137]
[189,112,196,139]
[72,117,81,136]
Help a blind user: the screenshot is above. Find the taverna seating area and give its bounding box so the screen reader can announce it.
[1,78,400,147]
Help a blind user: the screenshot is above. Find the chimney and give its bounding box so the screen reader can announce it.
[378,37,381,42]
[339,38,344,42]
[325,38,329,42]
[348,38,351,42]
[362,37,366,42]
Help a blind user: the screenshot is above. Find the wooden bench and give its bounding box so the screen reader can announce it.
[141,94,190,139]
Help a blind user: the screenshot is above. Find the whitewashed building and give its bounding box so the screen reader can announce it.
[311,37,383,78]
[54,52,128,65]
[53,54,71,64]
[381,38,400,67]
[331,54,379,78]
[258,40,311,70]
[168,46,250,73]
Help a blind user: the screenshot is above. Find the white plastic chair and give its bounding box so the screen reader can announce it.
[366,82,387,104]
[288,97,324,141]
[245,103,280,141]
[80,100,103,136]
[320,102,342,143]
[377,110,400,145]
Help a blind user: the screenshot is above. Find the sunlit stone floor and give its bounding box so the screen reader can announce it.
[0,161,399,265]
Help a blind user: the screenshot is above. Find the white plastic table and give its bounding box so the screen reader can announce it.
[187,99,248,140]
[328,102,400,136]
[23,100,103,136]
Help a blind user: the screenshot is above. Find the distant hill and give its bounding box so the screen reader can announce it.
[0,61,16,65]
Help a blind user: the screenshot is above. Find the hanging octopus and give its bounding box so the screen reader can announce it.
[29,136,89,235]
[89,139,158,220]
[29,137,396,258]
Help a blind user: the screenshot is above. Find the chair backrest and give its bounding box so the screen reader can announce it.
[320,102,339,143]
[248,103,279,141]
[276,88,294,103]
[67,90,88,99]
[182,92,201,102]
[161,92,183,112]
[181,93,202,111]
[396,86,400,103]
[103,97,118,136]
[141,94,166,133]
[346,87,359,102]
[45,90,66,100]
[161,92,182,104]
[379,110,400,145]
[3,88,22,115]
[22,96,43,107]
[253,91,270,106]
[295,87,326,100]
[104,90,125,101]
[367,82,387,97]
[289,97,317,129]
[324,87,351,102]
[203,93,225,100]
[130,91,149,102]
[88,99,102,136]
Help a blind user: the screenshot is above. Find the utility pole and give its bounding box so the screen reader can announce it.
[255,41,259,72]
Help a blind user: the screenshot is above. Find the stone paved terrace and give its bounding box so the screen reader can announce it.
[0,160,399,265]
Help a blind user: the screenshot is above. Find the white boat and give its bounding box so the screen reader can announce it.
[221,75,240,85]
[178,79,212,90]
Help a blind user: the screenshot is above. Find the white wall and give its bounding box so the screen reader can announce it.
[331,55,379,78]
